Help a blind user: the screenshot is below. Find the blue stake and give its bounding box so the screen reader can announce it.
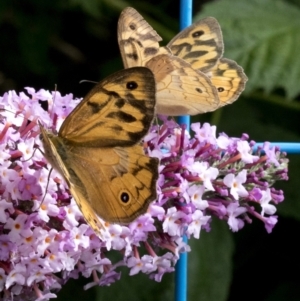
[175,1,193,301]
[177,0,192,129]
[175,235,188,301]
[254,142,300,154]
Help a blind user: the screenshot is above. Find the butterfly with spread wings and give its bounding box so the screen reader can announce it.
[40,67,159,235]
[118,7,247,116]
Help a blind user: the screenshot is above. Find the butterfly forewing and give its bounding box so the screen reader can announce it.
[167,17,223,73]
[59,67,156,147]
[118,7,170,68]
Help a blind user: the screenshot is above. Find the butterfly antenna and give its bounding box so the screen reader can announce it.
[79,79,97,84]
[20,147,40,162]
[37,167,53,209]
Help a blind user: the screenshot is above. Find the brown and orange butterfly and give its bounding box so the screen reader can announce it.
[117,7,247,116]
[39,67,159,236]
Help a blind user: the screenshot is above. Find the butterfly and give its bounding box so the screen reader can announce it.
[39,67,159,236]
[117,7,247,116]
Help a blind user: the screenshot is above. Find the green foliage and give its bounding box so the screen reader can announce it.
[196,0,300,99]
[188,220,233,301]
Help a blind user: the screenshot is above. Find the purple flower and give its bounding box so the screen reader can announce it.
[18,175,42,200]
[259,188,277,216]
[237,140,259,163]
[224,169,249,200]
[187,210,211,239]
[0,88,288,300]
[264,215,278,233]
[263,142,280,166]
[227,202,247,232]
[187,185,208,210]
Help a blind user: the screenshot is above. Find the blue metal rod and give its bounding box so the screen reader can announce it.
[254,142,300,154]
[177,0,192,129]
[175,1,193,301]
[175,236,188,301]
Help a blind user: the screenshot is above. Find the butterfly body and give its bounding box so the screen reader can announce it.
[40,67,159,235]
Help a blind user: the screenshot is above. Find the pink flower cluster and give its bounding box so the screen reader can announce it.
[0,89,288,300]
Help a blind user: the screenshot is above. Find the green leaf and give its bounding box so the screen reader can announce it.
[188,219,234,301]
[195,0,300,99]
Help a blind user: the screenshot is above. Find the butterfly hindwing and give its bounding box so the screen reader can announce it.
[51,144,158,224]
[146,54,219,115]
[210,58,248,105]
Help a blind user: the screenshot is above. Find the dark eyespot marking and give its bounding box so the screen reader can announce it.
[120,192,130,203]
[127,81,138,90]
[218,87,225,92]
[192,30,205,38]
[129,23,136,30]
[196,88,203,93]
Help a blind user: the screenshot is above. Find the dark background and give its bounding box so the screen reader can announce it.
[1,0,300,300]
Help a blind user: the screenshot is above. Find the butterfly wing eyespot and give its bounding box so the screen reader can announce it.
[120,191,130,203]
[40,67,159,233]
[127,81,138,89]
